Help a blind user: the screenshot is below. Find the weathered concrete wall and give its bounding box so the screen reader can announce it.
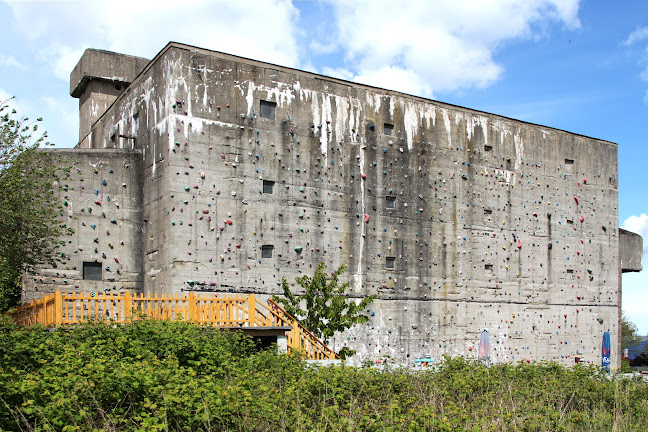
[71,49,149,143]
[620,228,643,272]
[31,43,624,368]
[23,149,144,301]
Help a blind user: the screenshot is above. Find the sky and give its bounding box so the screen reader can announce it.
[1,0,647,332]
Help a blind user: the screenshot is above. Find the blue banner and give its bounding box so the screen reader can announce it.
[602,331,611,372]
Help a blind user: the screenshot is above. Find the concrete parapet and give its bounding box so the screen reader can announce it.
[620,228,643,272]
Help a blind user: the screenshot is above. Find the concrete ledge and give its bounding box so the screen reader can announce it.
[70,49,149,98]
[305,359,344,366]
[218,326,292,337]
[620,228,643,272]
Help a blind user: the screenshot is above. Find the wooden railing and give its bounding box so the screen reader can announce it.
[266,298,339,361]
[8,291,338,360]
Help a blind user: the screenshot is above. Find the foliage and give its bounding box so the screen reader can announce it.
[272,262,376,346]
[0,99,72,311]
[2,317,648,431]
[629,352,648,367]
[620,313,643,353]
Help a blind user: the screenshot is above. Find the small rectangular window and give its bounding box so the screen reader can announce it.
[567,219,573,225]
[386,196,396,209]
[385,257,395,269]
[384,123,394,136]
[260,100,276,120]
[567,269,574,274]
[261,245,274,259]
[484,145,493,152]
[83,261,102,281]
[133,112,140,132]
[485,264,493,271]
[565,159,574,173]
[484,209,492,215]
[263,180,274,194]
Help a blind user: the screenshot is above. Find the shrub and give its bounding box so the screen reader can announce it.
[2,317,648,431]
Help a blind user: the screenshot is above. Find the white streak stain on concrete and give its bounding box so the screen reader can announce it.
[334,96,348,145]
[422,105,436,130]
[320,94,332,155]
[356,138,366,292]
[513,133,524,171]
[246,81,254,115]
[402,100,418,151]
[440,108,451,147]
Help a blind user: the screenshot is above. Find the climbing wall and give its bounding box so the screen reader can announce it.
[33,44,621,368]
[23,149,144,301]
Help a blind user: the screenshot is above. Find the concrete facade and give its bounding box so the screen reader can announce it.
[25,43,643,368]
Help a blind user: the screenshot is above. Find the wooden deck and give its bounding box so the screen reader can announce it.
[9,290,339,361]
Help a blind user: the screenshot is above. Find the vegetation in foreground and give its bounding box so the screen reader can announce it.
[0,99,72,312]
[1,317,647,432]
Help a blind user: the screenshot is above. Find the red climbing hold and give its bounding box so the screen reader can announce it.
[583,177,587,184]
[361,173,367,180]
[236,243,241,248]
[226,219,233,225]
[574,196,579,205]
[580,215,585,223]
[114,258,119,264]
[517,239,522,249]
[364,213,370,223]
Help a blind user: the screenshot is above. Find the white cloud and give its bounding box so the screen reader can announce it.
[625,26,648,103]
[623,213,648,256]
[310,40,338,55]
[321,66,354,81]
[625,26,648,46]
[0,55,25,69]
[6,0,302,81]
[324,0,581,97]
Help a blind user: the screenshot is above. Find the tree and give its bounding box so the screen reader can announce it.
[621,313,642,352]
[272,262,376,358]
[0,98,72,311]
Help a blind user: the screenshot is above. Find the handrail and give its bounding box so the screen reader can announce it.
[266,298,340,360]
[6,291,340,360]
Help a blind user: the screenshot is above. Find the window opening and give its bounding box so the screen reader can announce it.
[261,245,274,259]
[260,100,276,120]
[384,123,394,136]
[385,257,396,269]
[565,159,574,173]
[83,261,102,281]
[386,196,396,209]
[263,180,274,194]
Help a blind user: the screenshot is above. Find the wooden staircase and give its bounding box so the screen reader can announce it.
[9,290,339,361]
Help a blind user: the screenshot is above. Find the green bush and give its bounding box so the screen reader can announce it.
[1,316,647,431]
